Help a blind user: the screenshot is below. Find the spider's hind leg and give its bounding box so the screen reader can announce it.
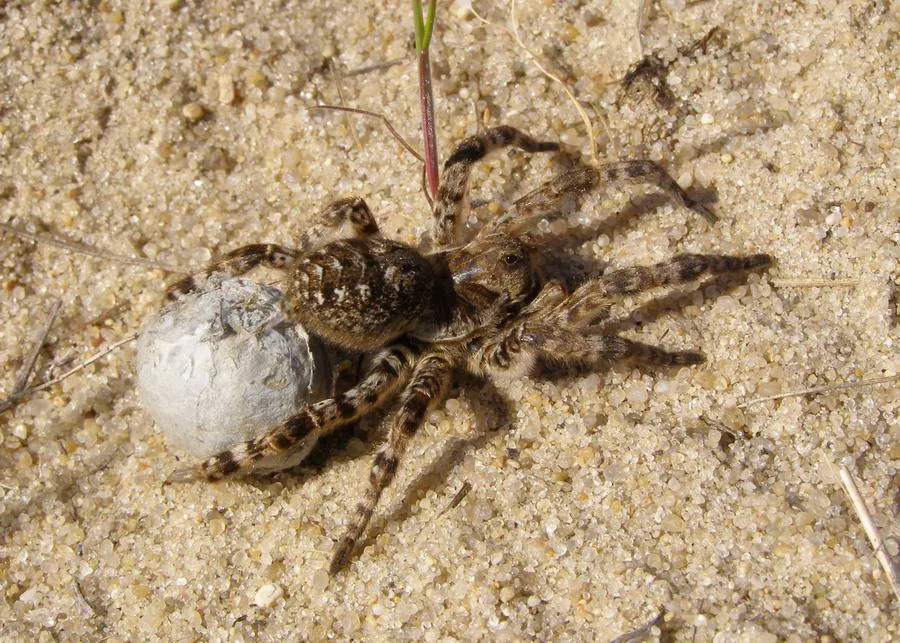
[166,197,380,300]
[167,343,417,482]
[330,352,453,574]
[166,243,300,300]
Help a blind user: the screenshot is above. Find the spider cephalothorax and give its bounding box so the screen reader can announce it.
[166,125,771,573]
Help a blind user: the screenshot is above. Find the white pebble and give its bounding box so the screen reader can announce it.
[625,381,649,405]
[18,588,38,604]
[824,208,842,225]
[311,568,330,592]
[253,583,283,608]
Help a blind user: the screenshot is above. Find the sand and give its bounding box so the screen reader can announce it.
[1,0,897,640]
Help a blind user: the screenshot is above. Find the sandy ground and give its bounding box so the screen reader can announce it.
[1,0,898,640]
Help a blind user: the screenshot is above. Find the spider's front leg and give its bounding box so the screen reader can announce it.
[329,352,453,574]
[589,252,772,316]
[505,159,717,235]
[470,280,569,378]
[555,252,774,329]
[538,332,706,368]
[304,196,380,244]
[167,343,418,482]
[434,125,559,247]
[476,252,772,374]
[478,313,704,375]
[166,243,300,300]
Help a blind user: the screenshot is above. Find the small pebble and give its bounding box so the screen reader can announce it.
[311,568,329,592]
[217,75,236,105]
[246,70,268,89]
[182,102,205,121]
[624,381,649,405]
[254,583,283,608]
[825,208,842,225]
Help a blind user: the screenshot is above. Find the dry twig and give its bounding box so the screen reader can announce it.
[772,278,858,288]
[634,0,649,60]
[341,56,407,78]
[737,374,899,409]
[437,481,472,519]
[699,414,749,440]
[471,1,606,164]
[13,299,61,394]
[0,333,138,414]
[309,105,424,163]
[836,464,900,603]
[332,65,362,153]
[0,221,183,273]
[611,609,665,643]
[73,579,99,617]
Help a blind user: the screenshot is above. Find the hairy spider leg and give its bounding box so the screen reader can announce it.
[166,197,379,299]
[562,252,774,326]
[165,243,300,300]
[434,125,559,247]
[495,160,718,237]
[317,196,380,237]
[329,352,453,574]
[166,343,418,482]
[298,196,381,249]
[475,253,772,375]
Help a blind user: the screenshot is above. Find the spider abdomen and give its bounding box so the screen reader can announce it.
[285,238,435,351]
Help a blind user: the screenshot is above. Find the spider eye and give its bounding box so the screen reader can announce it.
[503,253,520,266]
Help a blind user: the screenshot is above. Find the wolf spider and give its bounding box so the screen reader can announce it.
[166,125,771,573]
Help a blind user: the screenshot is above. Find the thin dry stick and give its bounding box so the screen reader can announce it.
[0,221,183,273]
[0,333,138,414]
[331,65,362,152]
[437,480,472,519]
[634,0,649,60]
[837,464,900,603]
[738,374,899,409]
[699,414,748,440]
[73,579,99,617]
[611,609,665,643]
[13,299,62,394]
[309,105,425,163]
[772,278,858,288]
[508,0,601,163]
[471,1,603,165]
[341,56,407,78]
[420,164,434,209]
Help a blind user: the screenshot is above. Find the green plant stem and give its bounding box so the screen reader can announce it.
[418,50,439,202]
[413,0,439,204]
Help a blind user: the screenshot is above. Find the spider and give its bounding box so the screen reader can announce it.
[165,125,771,574]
